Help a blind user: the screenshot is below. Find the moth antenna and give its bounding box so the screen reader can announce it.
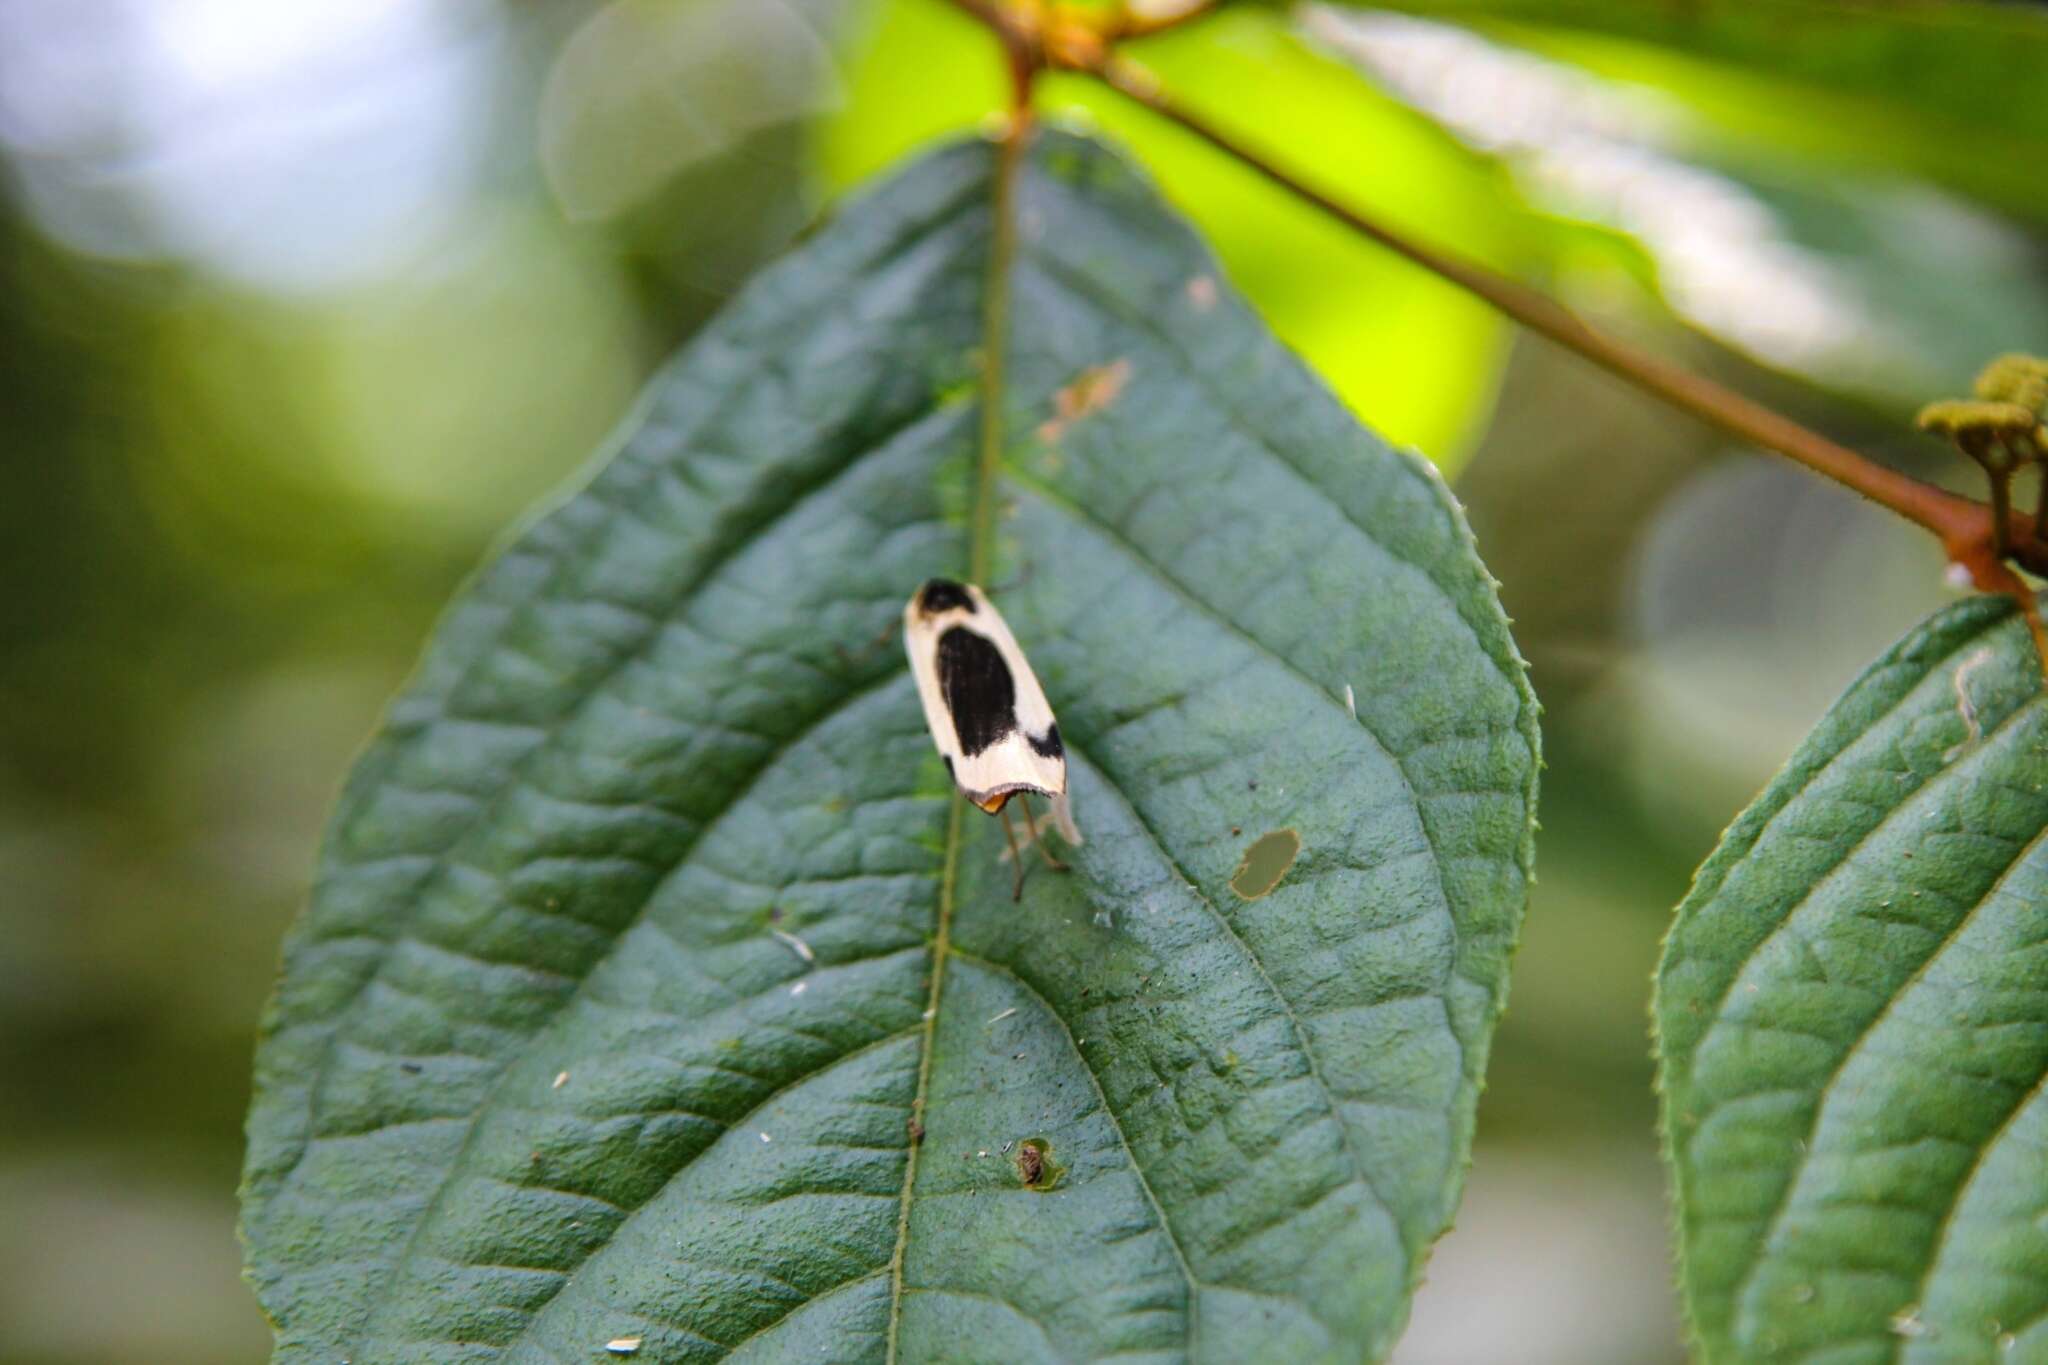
[999,802,1026,901]
[1049,792,1082,847]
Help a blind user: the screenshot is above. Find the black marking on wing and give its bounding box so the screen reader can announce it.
[1027,723,1062,759]
[937,626,1016,757]
[918,578,976,615]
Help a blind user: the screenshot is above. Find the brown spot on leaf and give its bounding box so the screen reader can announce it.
[1013,1137,1062,1190]
[1230,829,1300,900]
[1186,275,1217,311]
[1037,359,1132,442]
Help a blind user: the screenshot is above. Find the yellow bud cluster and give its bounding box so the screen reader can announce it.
[1972,353,2048,416]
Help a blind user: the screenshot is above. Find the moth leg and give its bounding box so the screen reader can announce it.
[1017,792,1068,872]
[999,802,1026,901]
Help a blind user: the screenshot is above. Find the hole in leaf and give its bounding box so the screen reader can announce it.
[1230,828,1300,900]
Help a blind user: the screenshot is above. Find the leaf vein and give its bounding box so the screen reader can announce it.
[1062,739,1408,1244]
[947,947,1207,1341]
[1719,710,2048,1343]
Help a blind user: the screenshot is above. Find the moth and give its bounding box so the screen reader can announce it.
[904,577,1081,897]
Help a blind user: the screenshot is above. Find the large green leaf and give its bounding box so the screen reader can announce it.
[238,129,1537,1362]
[1329,0,2048,220]
[1657,594,2048,1363]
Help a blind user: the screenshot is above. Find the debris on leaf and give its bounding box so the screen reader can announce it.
[770,927,815,963]
[605,1337,643,1355]
[1013,1137,1062,1190]
[1949,646,1994,753]
[1038,359,1131,442]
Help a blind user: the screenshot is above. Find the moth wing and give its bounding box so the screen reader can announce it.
[948,730,1066,812]
[904,595,965,775]
[956,585,1064,806]
[968,590,1060,751]
[903,583,1065,810]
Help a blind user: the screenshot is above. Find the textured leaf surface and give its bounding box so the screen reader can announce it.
[1658,595,2048,1364]
[240,129,1537,1363]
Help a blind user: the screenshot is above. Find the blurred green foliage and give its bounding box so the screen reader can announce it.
[0,2,2040,1362]
[1351,0,2048,219]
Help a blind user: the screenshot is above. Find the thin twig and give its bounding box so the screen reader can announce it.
[939,2,2047,584]
[947,0,1038,82]
[1071,49,2047,578]
[938,0,2046,667]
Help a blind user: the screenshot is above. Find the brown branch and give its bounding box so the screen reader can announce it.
[946,0,1041,102]
[939,0,2048,645]
[1071,50,2048,579]
[938,4,2043,582]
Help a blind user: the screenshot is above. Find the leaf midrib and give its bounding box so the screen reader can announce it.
[1895,823,2048,1365]
[879,126,1437,1357]
[883,117,1027,1365]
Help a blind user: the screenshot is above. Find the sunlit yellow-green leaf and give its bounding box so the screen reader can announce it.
[819,1,1535,469]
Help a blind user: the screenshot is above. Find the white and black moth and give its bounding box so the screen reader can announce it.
[904,578,1081,895]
